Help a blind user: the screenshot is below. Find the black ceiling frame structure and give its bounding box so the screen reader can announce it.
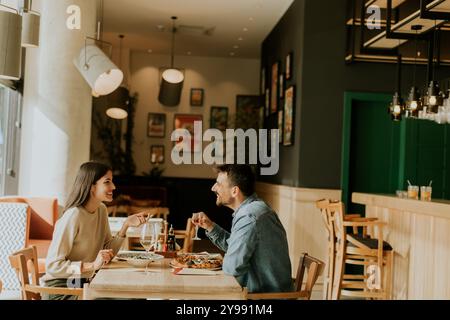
[347,0,450,66]
[420,0,450,20]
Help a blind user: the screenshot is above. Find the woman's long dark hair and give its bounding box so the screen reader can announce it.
[63,162,112,213]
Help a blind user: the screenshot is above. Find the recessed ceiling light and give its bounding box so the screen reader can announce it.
[230,52,235,56]
[157,25,165,31]
[249,17,254,22]
[187,51,192,55]
[238,37,243,41]
[233,45,239,49]
[148,49,153,53]
[243,27,248,32]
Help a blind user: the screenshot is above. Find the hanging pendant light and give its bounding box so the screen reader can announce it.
[406,25,423,118]
[73,37,123,96]
[388,55,405,121]
[0,4,22,80]
[21,0,40,48]
[158,16,184,107]
[106,34,129,120]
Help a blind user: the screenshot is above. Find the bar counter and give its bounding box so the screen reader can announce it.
[352,193,450,299]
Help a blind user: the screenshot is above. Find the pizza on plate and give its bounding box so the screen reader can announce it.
[170,253,223,270]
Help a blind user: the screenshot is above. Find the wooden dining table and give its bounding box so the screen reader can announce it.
[83,258,247,300]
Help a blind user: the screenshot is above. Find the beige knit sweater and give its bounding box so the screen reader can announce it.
[43,203,124,281]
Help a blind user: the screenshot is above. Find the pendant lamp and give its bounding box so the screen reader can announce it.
[106,34,129,120]
[21,0,40,48]
[0,4,22,80]
[158,16,184,107]
[73,37,123,96]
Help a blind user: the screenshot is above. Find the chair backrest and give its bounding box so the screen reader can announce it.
[8,246,41,300]
[0,203,30,291]
[174,218,195,253]
[0,197,58,241]
[295,253,325,300]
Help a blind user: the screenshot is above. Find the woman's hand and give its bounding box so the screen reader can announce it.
[82,249,114,272]
[117,212,148,238]
[125,212,148,228]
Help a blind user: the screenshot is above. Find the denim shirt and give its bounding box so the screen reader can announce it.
[206,194,293,293]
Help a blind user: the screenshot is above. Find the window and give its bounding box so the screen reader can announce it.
[0,86,22,196]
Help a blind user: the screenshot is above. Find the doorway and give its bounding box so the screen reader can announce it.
[341,92,403,214]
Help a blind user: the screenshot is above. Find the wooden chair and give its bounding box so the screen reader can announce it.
[8,246,83,300]
[316,199,373,299]
[327,201,393,300]
[174,218,195,253]
[247,253,325,300]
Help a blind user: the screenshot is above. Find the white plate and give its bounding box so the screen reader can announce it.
[116,251,164,268]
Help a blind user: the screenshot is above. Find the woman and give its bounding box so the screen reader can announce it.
[43,162,147,300]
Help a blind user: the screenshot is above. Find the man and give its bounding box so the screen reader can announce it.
[192,164,293,293]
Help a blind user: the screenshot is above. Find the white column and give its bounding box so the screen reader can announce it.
[19,0,96,204]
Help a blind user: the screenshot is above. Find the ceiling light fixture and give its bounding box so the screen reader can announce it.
[158,16,184,107]
[105,34,129,120]
[21,0,39,48]
[406,25,423,118]
[0,3,22,80]
[388,55,405,121]
[73,36,123,96]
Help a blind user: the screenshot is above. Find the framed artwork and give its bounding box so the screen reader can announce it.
[271,62,279,114]
[265,89,270,117]
[147,113,166,138]
[236,95,263,130]
[210,106,229,131]
[279,73,285,100]
[190,88,204,106]
[286,52,293,80]
[174,114,203,151]
[261,67,266,95]
[283,86,295,146]
[278,110,284,144]
[150,145,165,164]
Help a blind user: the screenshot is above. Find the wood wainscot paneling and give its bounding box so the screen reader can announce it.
[256,182,341,299]
[353,193,450,299]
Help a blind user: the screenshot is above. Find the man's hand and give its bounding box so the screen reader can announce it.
[192,212,214,232]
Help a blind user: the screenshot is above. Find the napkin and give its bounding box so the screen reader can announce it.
[172,268,222,276]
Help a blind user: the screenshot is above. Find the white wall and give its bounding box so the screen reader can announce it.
[130,52,260,179]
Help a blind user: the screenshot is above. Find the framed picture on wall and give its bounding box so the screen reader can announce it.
[283,85,295,146]
[261,67,266,95]
[147,113,166,138]
[271,62,279,114]
[278,110,284,144]
[265,89,270,117]
[210,106,229,131]
[279,73,285,100]
[174,114,203,152]
[150,145,165,164]
[190,88,204,106]
[286,52,293,80]
[236,95,263,130]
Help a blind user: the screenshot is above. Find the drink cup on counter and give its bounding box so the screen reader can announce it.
[420,186,432,201]
[407,185,419,200]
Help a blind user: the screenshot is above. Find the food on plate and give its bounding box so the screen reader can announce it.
[170,253,223,270]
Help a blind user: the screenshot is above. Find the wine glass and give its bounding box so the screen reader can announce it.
[192,215,201,241]
[140,221,160,274]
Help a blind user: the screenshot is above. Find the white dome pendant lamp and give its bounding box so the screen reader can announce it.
[158,16,184,107]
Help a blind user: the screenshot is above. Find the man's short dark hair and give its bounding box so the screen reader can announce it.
[214,165,255,197]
